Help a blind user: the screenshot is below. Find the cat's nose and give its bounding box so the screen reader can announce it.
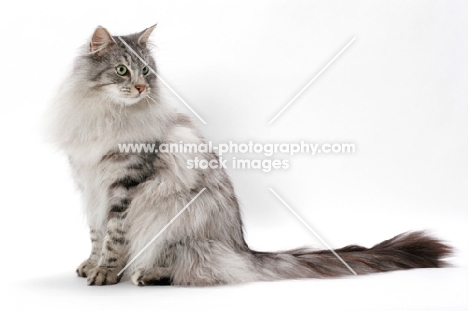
[135,85,146,94]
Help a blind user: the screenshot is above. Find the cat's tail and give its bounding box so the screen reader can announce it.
[249,231,452,281]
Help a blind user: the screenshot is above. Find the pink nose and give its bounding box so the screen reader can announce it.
[135,85,146,93]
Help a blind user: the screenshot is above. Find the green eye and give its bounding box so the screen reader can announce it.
[116,65,128,76]
[142,66,149,75]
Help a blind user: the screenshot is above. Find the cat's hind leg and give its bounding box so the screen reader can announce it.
[131,267,172,286]
[130,242,177,286]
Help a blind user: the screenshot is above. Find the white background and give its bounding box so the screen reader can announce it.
[0,0,467,310]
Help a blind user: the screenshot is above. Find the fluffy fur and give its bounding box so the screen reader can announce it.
[46,26,452,286]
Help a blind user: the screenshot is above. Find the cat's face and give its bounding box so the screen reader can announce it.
[82,26,157,106]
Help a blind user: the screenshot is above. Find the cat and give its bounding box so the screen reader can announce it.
[45,25,452,286]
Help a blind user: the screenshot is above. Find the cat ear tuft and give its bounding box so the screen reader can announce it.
[137,24,157,46]
[90,26,115,54]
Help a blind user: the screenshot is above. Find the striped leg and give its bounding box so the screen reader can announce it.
[76,228,103,277]
[86,150,158,285]
[86,202,130,285]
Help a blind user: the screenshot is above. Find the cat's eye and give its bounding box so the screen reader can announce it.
[142,66,149,75]
[116,65,128,76]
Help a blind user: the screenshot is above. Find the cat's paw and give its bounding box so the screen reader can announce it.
[131,268,172,286]
[76,259,96,278]
[87,266,122,286]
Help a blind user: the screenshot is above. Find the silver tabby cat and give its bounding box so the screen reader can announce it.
[46,25,451,286]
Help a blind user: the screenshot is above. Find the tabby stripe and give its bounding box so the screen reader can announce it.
[127,163,145,170]
[109,198,131,213]
[111,237,126,245]
[110,175,146,190]
[115,228,126,235]
[102,271,108,285]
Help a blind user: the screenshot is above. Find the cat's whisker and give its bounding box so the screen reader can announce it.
[146,95,155,101]
[146,95,158,105]
[145,98,151,109]
[119,103,125,127]
[124,103,128,118]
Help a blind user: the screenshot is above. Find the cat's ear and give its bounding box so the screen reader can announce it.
[137,24,157,46]
[90,26,115,54]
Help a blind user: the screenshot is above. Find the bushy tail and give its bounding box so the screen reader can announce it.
[250,231,452,280]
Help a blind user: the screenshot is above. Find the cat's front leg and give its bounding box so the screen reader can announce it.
[77,228,103,277]
[85,150,157,285]
[87,209,129,285]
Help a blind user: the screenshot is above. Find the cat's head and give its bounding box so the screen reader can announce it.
[78,25,157,106]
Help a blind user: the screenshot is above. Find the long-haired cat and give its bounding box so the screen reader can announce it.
[46,25,451,286]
